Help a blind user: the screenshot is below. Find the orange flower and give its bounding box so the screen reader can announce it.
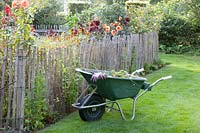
[110,23,114,27]
[84,30,90,35]
[106,26,110,30]
[12,0,20,8]
[119,16,123,21]
[105,29,110,33]
[111,30,117,36]
[102,24,107,29]
[105,26,110,33]
[115,21,120,26]
[116,26,122,31]
[20,0,29,8]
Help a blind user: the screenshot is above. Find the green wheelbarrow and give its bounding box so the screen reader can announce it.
[72,68,172,121]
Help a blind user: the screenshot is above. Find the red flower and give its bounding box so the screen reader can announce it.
[71,28,78,36]
[125,17,130,22]
[4,4,11,16]
[90,22,95,27]
[78,22,83,27]
[93,20,100,26]
[123,21,128,26]
[89,27,96,32]
[20,0,29,8]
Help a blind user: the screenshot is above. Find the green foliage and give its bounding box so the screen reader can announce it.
[65,12,79,30]
[62,64,82,106]
[128,3,163,33]
[95,3,127,24]
[186,0,200,26]
[0,0,12,11]
[33,0,65,25]
[68,3,91,15]
[159,16,200,54]
[75,3,128,24]
[144,60,166,74]
[24,74,48,131]
[0,1,36,49]
[158,0,200,54]
[150,0,163,4]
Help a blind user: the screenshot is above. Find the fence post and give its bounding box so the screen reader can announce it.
[6,47,14,127]
[0,46,8,128]
[15,48,26,131]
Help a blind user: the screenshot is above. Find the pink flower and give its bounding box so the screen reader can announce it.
[20,0,29,8]
[1,17,7,25]
[4,4,11,16]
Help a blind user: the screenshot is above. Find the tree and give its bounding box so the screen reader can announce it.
[33,0,65,25]
[187,0,200,25]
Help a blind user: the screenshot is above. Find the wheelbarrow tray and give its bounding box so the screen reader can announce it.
[76,68,147,101]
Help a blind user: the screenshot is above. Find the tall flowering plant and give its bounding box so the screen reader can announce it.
[1,0,36,48]
[69,16,130,40]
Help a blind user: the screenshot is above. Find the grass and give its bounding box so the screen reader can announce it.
[39,54,200,133]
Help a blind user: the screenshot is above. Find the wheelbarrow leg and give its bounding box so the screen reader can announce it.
[115,102,126,120]
[107,103,114,112]
[106,101,126,120]
[75,85,91,103]
[131,97,137,120]
[131,89,149,120]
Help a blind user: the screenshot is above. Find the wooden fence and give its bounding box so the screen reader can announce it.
[0,32,158,131]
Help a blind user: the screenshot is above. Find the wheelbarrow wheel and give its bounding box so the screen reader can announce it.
[79,94,105,121]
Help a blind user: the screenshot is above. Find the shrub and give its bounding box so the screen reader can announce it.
[62,63,82,108]
[159,16,200,54]
[158,0,200,54]
[144,60,166,74]
[24,74,48,131]
[128,2,163,33]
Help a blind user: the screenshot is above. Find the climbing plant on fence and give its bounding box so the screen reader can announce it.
[0,0,36,131]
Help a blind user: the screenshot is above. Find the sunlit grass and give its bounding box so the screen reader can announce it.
[39,54,200,133]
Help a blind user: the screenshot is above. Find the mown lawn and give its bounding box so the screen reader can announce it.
[39,54,200,133]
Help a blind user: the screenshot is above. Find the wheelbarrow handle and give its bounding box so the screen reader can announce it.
[161,75,172,80]
[149,75,172,88]
[131,68,144,75]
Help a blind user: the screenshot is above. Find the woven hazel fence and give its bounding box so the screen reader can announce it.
[0,32,158,131]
